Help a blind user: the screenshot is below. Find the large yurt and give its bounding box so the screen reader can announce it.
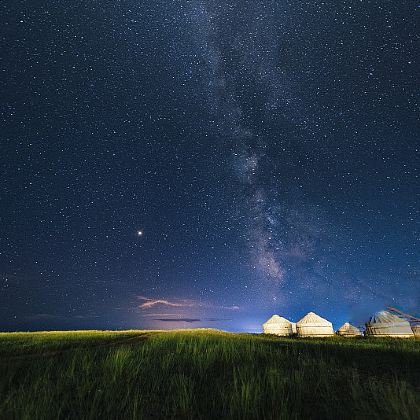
[262,315,293,336]
[336,322,362,337]
[365,311,414,338]
[412,325,420,337]
[296,312,334,337]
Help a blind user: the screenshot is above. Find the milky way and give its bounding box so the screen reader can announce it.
[186,1,338,299]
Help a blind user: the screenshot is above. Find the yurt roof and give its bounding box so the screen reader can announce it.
[368,310,409,324]
[337,322,361,334]
[263,315,291,325]
[297,312,332,327]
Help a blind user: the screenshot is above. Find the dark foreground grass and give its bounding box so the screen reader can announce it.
[0,330,419,420]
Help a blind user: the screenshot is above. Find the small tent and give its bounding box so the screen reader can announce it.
[411,325,420,337]
[263,315,293,336]
[296,312,334,337]
[365,311,414,338]
[336,322,362,337]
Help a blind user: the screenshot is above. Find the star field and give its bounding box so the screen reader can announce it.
[1,1,418,332]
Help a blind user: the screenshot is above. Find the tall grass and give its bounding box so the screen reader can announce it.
[0,330,419,419]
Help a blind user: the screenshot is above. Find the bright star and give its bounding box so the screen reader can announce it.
[137,230,143,236]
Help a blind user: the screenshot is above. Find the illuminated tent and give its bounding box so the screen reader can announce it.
[296,312,334,337]
[262,315,293,336]
[365,311,414,338]
[336,322,362,337]
[411,325,420,337]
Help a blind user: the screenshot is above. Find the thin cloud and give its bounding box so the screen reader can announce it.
[137,296,195,310]
[153,317,231,323]
[204,318,232,322]
[223,305,240,311]
[26,313,62,320]
[137,296,240,311]
[153,318,201,323]
[26,313,99,320]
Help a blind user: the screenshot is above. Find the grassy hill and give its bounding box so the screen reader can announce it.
[0,330,419,419]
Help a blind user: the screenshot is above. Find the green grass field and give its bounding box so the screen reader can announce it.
[0,330,419,420]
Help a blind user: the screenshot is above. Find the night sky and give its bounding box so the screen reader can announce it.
[1,1,419,332]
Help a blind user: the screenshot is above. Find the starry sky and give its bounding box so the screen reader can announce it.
[1,1,419,332]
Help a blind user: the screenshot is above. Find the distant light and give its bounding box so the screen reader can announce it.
[137,230,143,236]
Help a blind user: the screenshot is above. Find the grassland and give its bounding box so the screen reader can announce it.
[0,330,419,420]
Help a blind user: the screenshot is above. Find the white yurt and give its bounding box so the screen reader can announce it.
[336,322,362,337]
[296,312,334,337]
[365,311,414,338]
[262,315,293,336]
[412,325,420,337]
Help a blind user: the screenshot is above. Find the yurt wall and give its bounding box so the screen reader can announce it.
[411,325,420,337]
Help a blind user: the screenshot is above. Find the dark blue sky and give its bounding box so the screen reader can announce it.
[1,1,419,332]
